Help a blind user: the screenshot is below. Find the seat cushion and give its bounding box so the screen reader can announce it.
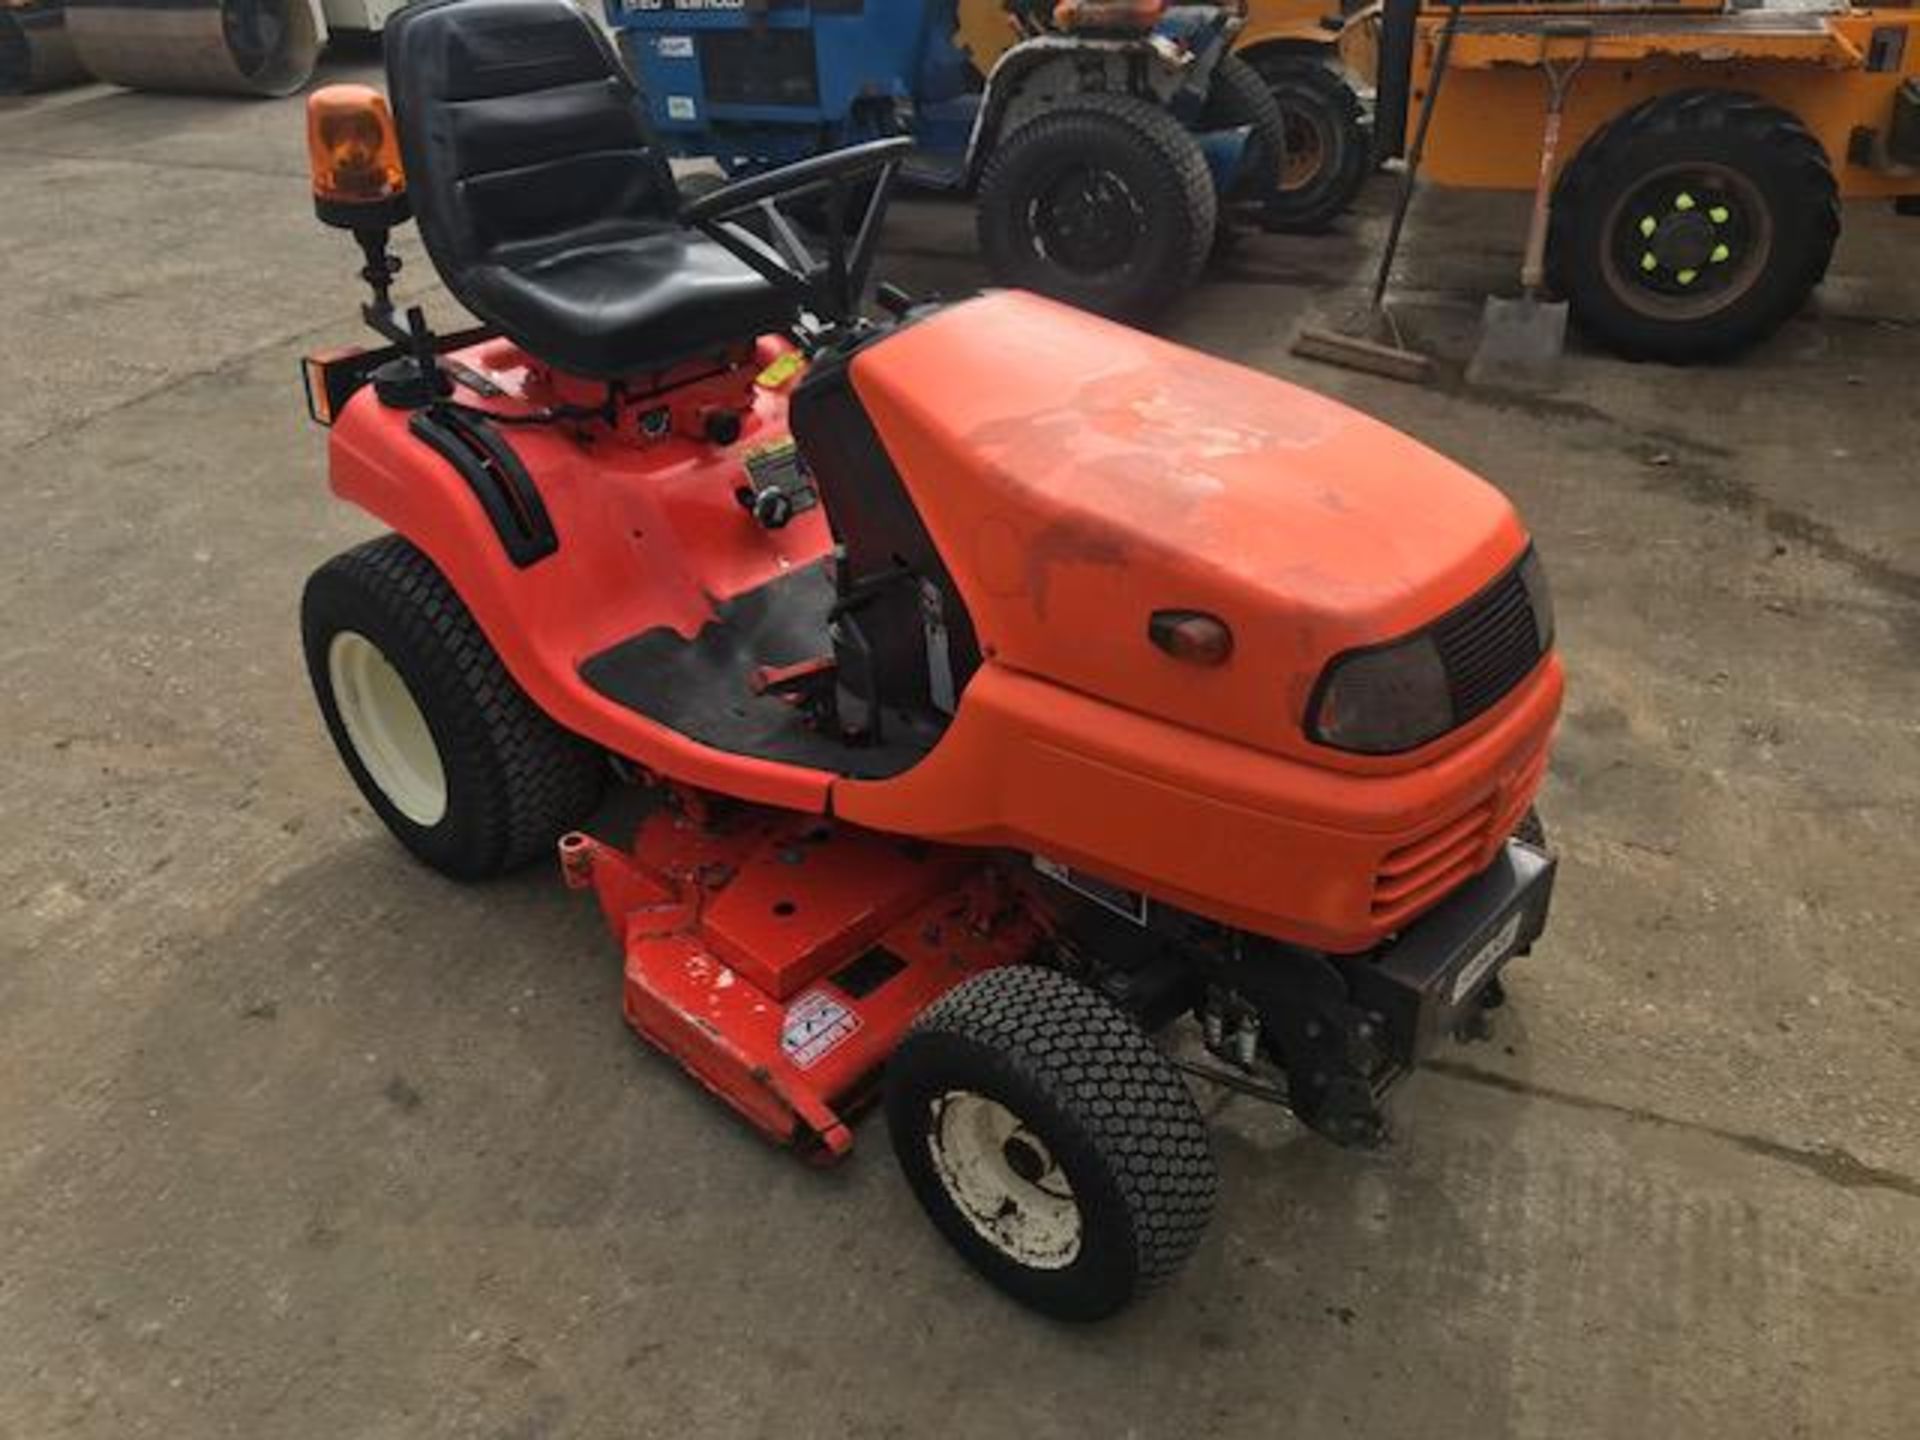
[385,0,797,378]
[465,222,795,378]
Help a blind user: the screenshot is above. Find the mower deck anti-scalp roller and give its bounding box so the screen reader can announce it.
[292,0,1562,1322]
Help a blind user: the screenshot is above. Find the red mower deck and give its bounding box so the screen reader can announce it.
[562,806,1040,1158]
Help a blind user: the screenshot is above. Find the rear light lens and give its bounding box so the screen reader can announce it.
[1310,631,1452,755]
[302,354,335,425]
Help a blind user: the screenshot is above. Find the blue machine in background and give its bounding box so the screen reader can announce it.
[606,0,1284,321]
[609,0,980,173]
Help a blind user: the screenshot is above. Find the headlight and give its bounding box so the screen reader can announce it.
[1310,547,1554,756]
[1309,631,1453,755]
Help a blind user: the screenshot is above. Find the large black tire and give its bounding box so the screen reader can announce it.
[976,91,1217,322]
[1200,52,1291,215]
[886,966,1216,1321]
[301,535,606,881]
[1548,90,1840,362]
[1245,51,1371,233]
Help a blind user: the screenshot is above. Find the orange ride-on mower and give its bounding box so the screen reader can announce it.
[297,0,1562,1320]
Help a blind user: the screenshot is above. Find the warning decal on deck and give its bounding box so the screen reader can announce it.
[781,991,859,1071]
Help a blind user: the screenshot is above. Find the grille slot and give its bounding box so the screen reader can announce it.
[1433,563,1543,725]
[1373,799,1495,920]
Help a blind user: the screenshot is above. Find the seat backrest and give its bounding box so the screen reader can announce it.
[384,0,678,277]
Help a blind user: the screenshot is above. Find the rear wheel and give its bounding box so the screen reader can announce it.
[976,92,1217,322]
[1245,51,1370,232]
[301,535,605,880]
[886,966,1216,1320]
[1548,90,1839,362]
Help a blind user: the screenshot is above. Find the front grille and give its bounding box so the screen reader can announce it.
[1372,798,1495,921]
[1433,562,1543,726]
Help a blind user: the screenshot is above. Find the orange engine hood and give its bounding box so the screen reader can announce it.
[849,291,1533,765]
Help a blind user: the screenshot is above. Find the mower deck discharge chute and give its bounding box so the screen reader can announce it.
[296,0,1563,1321]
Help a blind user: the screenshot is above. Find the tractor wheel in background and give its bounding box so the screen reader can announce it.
[976,92,1217,323]
[1199,52,1292,223]
[1245,51,1372,233]
[1547,90,1840,362]
[886,966,1216,1321]
[301,535,606,881]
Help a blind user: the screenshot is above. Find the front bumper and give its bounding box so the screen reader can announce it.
[1346,835,1556,1068]
[836,656,1564,955]
[1247,835,1556,1146]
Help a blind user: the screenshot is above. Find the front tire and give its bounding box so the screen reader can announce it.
[1548,90,1839,362]
[976,92,1217,322]
[886,966,1216,1321]
[301,535,605,881]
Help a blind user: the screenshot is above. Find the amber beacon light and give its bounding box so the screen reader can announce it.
[306,84,411,230]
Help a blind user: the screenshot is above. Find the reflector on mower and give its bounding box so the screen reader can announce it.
[306,84,410,230]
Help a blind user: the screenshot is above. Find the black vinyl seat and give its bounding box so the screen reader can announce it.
[383,0,796,378]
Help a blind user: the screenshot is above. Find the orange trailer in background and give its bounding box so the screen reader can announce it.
[1375,0,1920,359]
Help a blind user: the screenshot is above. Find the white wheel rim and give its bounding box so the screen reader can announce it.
[327,630,448,827]
[927,1090,1083,1270]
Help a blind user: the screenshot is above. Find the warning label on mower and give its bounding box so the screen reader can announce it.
[781,991,859,1071]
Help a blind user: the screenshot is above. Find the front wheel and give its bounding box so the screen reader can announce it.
[886,966,1216,1320]
[1548,90,1839,362]
[976,92,1217,322]
[301,535,606,880]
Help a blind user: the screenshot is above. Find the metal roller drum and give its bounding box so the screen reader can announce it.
[0,0,88,94]
[66,0,325,97]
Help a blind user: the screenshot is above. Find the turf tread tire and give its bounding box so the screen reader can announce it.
[1244,51,1371,232]
[1201,53,1292,210]
[976,91,1217,322]
[887,965,1216,1320]
[1548,89,1839,362]
[302,535,605,881]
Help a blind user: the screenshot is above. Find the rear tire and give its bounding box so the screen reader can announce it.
[976,92,1216,322]
[1200,52,1291,219]
[301,535,605,881]
[886,966,1216,1321]
[1245,52,1371,233]
[1548,90,1839,362]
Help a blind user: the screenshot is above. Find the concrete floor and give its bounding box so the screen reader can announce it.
[4,57,1918,1440]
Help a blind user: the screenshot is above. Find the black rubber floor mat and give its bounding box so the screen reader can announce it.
[577,563,936,779]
